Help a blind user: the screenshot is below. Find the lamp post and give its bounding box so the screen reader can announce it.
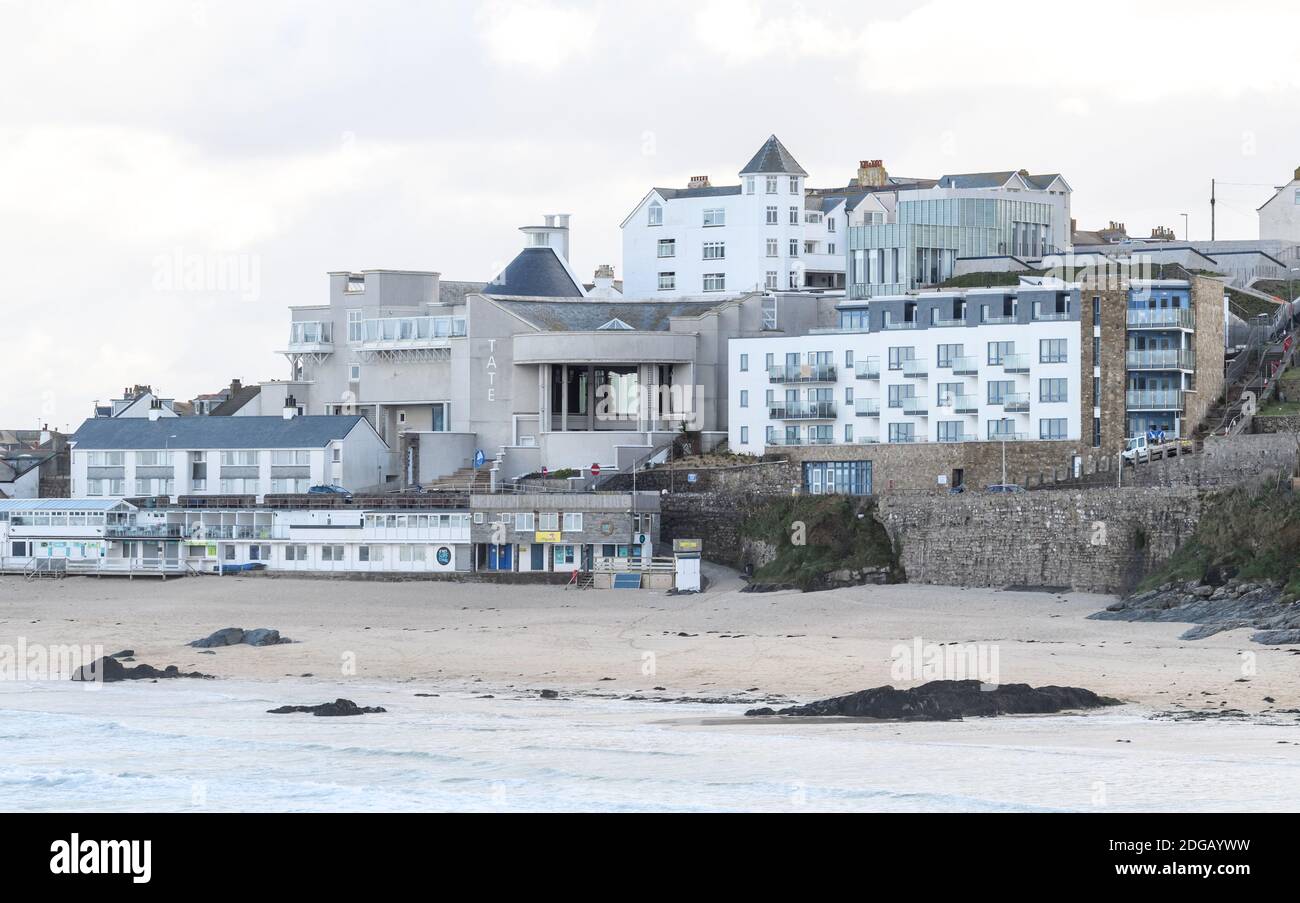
[1180,213,1189,241]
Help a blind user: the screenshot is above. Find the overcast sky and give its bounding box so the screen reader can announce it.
[3,0,1299,430]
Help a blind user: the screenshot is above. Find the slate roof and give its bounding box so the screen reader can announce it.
[740,135,808,176]
[492,299,723,332]
[653,185,743,200]
[936,171,1021,189]
[439,280,488,305]
[483,248,584,298]
[70,416,372,450]
[1024,173,1065,190]
[209,384,261,416]
[0,498,134,512]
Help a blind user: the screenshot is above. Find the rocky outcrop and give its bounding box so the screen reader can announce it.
[71,657,213,682]
[267,699,386,716]
[745,680,1119,720]
[1092,579,1300,644]
[188,628,291,648]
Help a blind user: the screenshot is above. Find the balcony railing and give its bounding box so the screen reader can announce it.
[286,320,334,351]
[949,356,979,376]
[1126,308,1194,329]
[856,436,881,445]
[1127,389,1184,410]
[981,314,1016,325]
[903,358,928,378]
[996,392,1031,412]
[854,398,881,417]
[988,431,1029,442]
[939,394,980,414]
[768,364,837,383]
[903,397,929,416]
[931,315,965,328]
[882,319,919,330]
[766,435,836,447]
[887,434,925,444]
[1002,354,1030,373]
[937,432,968,443]
[1126,349,1195,370]
[854,358,881,379]
[351,315,467,348]
[768,401,837,420]
[105,524,186,539]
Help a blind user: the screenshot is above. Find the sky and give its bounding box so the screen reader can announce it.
[3,0,1299,430]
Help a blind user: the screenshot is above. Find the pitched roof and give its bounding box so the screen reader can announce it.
[489,299,723,332]
[0,498,135,512]
[483,248,584,299]
[652,185,743,200]
[936,171,1021,190]
[1024,173,1067,191]
[70,416,374,450]
[209,384,261,416]
[740,135,808,176]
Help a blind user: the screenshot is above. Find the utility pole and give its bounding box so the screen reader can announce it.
[1181,213,1189,241]
[1211,179,1216,241]
[1001,439,1007,486]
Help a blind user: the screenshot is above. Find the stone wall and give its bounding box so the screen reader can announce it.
[877,487,1205,594]
[1254,416,1300,434]
[1189,275,1228,431]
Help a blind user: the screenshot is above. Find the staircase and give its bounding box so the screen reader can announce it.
[567,571,595,590]
[421,465,491,493]
[25,559,67,581]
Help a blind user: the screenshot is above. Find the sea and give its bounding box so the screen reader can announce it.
[2,678,1298,812]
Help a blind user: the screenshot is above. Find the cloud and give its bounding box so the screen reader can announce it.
[477,0,599,72]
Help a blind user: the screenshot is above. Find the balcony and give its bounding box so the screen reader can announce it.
[854,398,881,417]
[937,432,968,443]
[768,401,837,420]
[105,524,186,539]
[950,356,979,376]
[282,321,334,357]
[1126,349,1194,370]
[768,363,837,383]
[856,436,881,445]
[903,358,929,378]
[887,434,926,444]
[1127,389,1184,410]
[883,318,918,330]
[931,315,965,328]
[767,435,836,447]
[981,314,1016,325]
[902,397,929,416]
[988,431,1029,442]
[1002,354,1030,374]
[939,394,980,414]
[1127,308,1195,330]
[854,358,881,379]
[997,392,1030,413]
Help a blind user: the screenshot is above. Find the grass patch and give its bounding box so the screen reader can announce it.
[739,495,898,590]
[1226,287,1283,320]
[1138,481,1300,599]
[1258,368,1300,416]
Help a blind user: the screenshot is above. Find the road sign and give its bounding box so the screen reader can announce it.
[590,463,601,476]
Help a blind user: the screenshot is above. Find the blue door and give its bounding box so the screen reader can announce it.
[530,544,544,571]
[488,544,513,571]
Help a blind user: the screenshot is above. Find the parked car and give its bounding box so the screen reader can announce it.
[307,484,352,497]
[985,483,1024,494]
[1121,435,1191,464]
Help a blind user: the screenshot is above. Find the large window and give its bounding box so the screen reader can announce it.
[988,419,1017,440]
[647,202,662,226]
[888,346,914,370]
[658,272,676,291]
[988,341,1014,365]
[562,513,583,532]
[220,450,260,466]
[347,309,363,342]
[803,461,872,496]
[1039,378,1068,403]
[766,238,778,256]
[1040,418,1068,440]
[1040,338,1067,363]
[765,176,778,194]
[937,421,964,443]
[888,423,915,443]
[702,208,725,227]
[657,239,675,258]
[539,512,560,532]
[271,450,310,466]
[789,206,799,225]
[766,206,778,225]
[702,241,725,260]
[87,452,124,467]
[987,380,1014,404]
[703,273,726,292]
[936,343,962,368]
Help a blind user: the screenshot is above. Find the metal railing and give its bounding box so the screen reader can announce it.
[903,358,928,378]
[1127,308,1194,329]
[902,397,929,416]
[949,356,979,375]
[1126,349,1194,370]
[854,398,881,416]
[1002,353,1030,373]
[766,435,836,447]
[1127,389,1184,410]
[854,358,881,379]
[768,364,837,383]
[767,401,837,419]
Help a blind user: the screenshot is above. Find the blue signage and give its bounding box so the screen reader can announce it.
[473,449,486,469]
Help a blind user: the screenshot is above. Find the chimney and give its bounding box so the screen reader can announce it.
[594,264,615,291]
[687,175,711,189]
[283,395,298,420]
[147,399,162,422]
[230,378,242,394]
[854,160,888,188]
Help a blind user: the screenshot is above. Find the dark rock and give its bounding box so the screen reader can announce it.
[189,627,291,648]
[1253,629,1300,646]
[539,689,560,699]
[768,680,1120,721]
[109,649,134,659]
[70,656,212,682]
[744,707,777,717]
[242,628,285,647]
[267,698,386,716]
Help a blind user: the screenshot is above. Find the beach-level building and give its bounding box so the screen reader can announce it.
[469,491,660,575]
[68,412,390,502]
[276,216,832,487]
[726,271,1226,494]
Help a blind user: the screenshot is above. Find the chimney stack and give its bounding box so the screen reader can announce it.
[283,396,298,420]
[687,175,711,189]
[231,378,242,394]
[854,160,888,188]
[147,399,162,422]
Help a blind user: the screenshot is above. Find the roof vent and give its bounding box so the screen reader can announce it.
[598,318,634,331]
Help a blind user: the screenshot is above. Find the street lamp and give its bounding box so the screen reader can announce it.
[1180,213,1189,241]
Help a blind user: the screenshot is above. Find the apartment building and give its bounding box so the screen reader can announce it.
[621,135,849,298]
[67,413,389,502]
[729,285,1084,474]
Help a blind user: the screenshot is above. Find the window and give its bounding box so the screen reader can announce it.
[828,243,836,255]
[648,202,662,226]
[347,309,363,342]
[1093,376,1101,400]
[657,239,675,258]
[766,206,778,225]
[762,270,777,289]
[703,208,725,227]
[86,479,102,496]
[827,217,836,233]
[1039,378,1068,403]
[739,390,749,408]
[87,452,124,467]
[988,341,1014,365]
[740,426,750,444]
[358,545,383,563]
[888,346,914,370]
[400,545,425,562]
[272,450,310,466]
[765,175,778,194]
[987,381,1014,404]
[765,425,775,444]
[937,382,962,406]
[745,176,755,195]
[789,239,799,257]
[658,272,676,291]
[220,450,259,466]
[562,513,583,532]
[539,512,559,532]
[739,353,748,372]
[321,545,345,562]
[1040,338,1067,363]
[514,512,534,532]
[349,363,361,381]
[789,176,800,194]
[702,241,725,260]
[136,451,172,467]
[553,545,576,566]
[1093,417,1102,448]
[765,388,774,406]
[766,238,779,257]
[887,384,913,408]
[1092,296,1101,326]
[789,206,799,226]
[789,271,798,289]
[1294,189,1299,205]
[1093,336,1101,362]
[888,423,915,443]
[844,386,854,404]
[936,344,961,368]
[988,419,1017,440]
[703,273,726,292]
[937,421,964,443]
[1040,418,1068,440]
[270,478,309,494]
[845,350,854,368]
[802,460,871,496]
[844,423,853,442]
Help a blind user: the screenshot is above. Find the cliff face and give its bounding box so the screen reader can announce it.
[738,495,899,591]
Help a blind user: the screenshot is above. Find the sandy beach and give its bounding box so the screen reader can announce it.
[1,564,1294,712]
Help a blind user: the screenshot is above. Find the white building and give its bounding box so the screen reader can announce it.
[68,412,390,501]
[728,285,1083,453]
[1258,166,1300,244]
[621,135,847,299]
